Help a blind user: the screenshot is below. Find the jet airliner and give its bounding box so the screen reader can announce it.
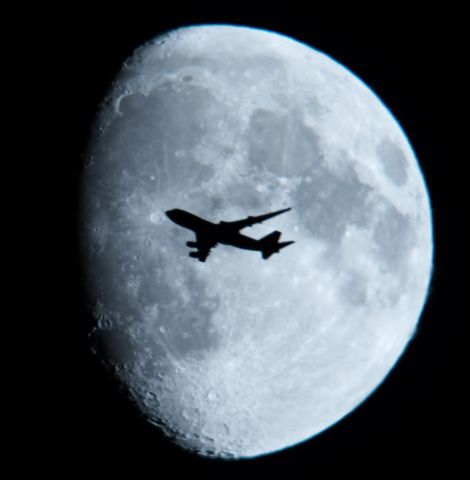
[166,207,294,262]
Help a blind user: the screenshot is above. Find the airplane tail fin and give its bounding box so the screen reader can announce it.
[259,231,295,259]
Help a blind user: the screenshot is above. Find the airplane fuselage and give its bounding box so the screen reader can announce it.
[166,209,260,251]
[218,228,261,251]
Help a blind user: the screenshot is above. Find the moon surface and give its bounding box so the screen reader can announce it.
[79,25,433,459]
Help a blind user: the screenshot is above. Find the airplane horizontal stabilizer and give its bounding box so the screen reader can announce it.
[259,231,294,259]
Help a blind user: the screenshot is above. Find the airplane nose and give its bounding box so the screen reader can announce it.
[166,209,184,224]
[166,209,177,219]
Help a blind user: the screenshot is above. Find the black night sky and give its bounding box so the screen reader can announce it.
[29,5,463,477]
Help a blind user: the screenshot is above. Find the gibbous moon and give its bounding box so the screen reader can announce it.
[79,25,433,459]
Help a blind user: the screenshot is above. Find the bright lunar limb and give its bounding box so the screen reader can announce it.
[79,25,433,459]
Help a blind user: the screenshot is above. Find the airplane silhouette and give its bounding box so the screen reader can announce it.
[166,207,294,262]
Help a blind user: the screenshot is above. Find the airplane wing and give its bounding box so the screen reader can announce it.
[193,244,212,262]
[222,207,292,230]
[188,234,217,262]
